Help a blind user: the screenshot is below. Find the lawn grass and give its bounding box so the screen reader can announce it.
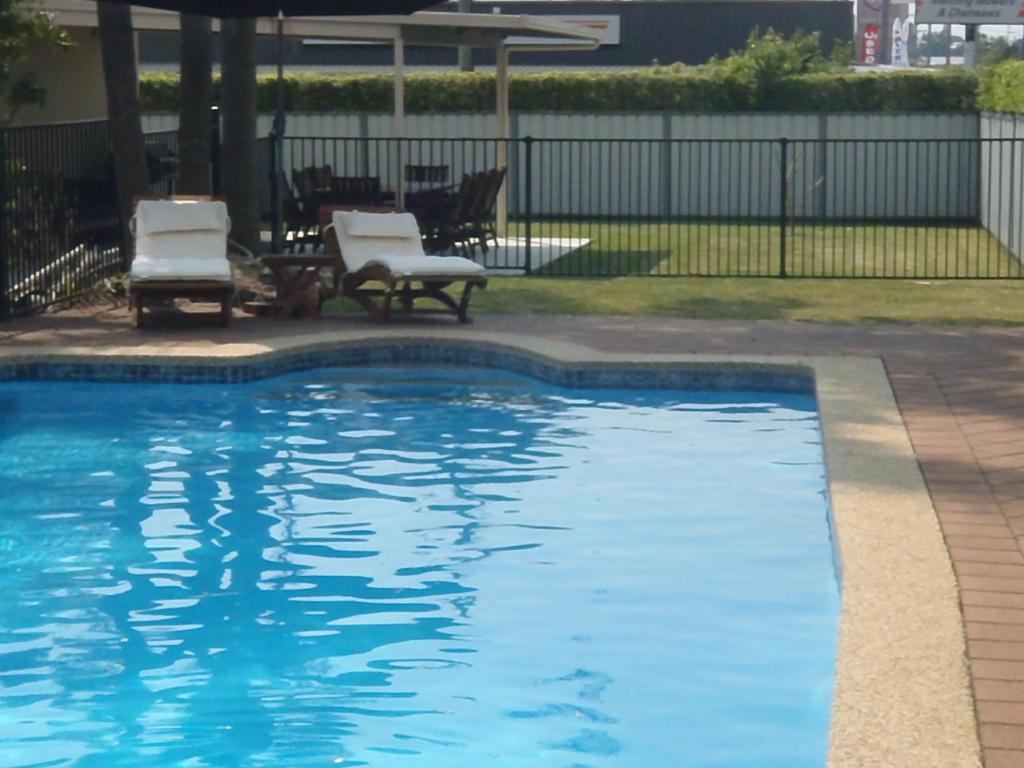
[507,220,1021,279]
[322,276,1024,325]
[322,220,1024,325]
[466,276,1024,324]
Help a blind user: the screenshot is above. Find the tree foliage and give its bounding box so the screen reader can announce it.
[979,35,1023,68]
[978,61,1024,113]
[0,0,70,124]
[141,67,979,114]
[138,29,979,115]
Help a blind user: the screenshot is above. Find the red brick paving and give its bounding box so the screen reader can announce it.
[6,310,1024,764]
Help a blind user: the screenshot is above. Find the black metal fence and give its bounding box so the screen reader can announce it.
[0,120,179,319]
[273,135,1024,279]
[2,128,1022,321]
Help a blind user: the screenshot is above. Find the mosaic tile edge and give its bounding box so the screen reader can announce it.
[0,341,815,393]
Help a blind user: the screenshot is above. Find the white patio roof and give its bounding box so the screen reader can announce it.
[271,12,602,50]
[36,3,602,51]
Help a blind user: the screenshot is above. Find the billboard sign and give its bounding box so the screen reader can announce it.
[915,0,1024,24]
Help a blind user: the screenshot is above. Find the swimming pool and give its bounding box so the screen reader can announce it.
[0,365,839,767]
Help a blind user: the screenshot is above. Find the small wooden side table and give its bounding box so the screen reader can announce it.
[261,253,338,320]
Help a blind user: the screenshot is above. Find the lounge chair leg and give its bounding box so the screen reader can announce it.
[221,294,232,328]
[134,294,144,329]
[456,283,476,324]
[397,282,415,314]
[380,287,395,322]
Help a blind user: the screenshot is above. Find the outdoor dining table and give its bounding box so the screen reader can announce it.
[261,253,338,320]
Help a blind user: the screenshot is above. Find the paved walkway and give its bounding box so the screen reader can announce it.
[4,308,1024,766]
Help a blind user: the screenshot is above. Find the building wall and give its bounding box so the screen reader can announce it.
[6,27,108,126]
[137,0,854,70]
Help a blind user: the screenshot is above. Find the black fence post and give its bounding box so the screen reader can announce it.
[209,105,221,197]
[0,128,8,321]
[269,133,281,254]
[524,135,533,276]
[779,137,788,279]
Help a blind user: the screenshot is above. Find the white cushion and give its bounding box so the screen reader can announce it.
[330,210,486,280]
[338,211,420,239]
[135,200,228,237]
[332,210,425,265]
[130,229,232,283]
[131,256,233,282]
[344,252,486,279]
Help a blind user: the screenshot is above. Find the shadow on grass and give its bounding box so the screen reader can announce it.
[648,295,812,320]
[535,249,670,277]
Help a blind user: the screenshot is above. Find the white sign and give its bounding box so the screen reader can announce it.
[507,15,620,46]
[892,17,911,65]
[915,0,1024,24]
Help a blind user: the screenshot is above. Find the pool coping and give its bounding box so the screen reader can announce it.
[0,329,981,768]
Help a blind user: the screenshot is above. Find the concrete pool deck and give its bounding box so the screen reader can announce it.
[4,307,1024,767]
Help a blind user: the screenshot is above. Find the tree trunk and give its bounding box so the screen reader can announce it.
[177,14,212,195]
[220,17,260,255]
[97,1,148,264]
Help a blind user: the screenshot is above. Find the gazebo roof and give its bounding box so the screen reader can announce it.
[35,3,603,51]
[282,12,602,50]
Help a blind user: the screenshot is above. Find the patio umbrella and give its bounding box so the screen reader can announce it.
[101,0,442,248]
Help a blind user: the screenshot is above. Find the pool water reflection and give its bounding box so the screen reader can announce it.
[0,367,839,767]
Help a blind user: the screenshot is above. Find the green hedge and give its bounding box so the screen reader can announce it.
[978,61,1024,113]
[139,68,980,114]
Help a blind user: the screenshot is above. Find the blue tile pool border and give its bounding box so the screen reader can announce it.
[0,341,815,393]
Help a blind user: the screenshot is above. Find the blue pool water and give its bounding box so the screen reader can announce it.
[0,367,838,768]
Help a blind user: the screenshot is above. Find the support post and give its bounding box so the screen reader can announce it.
[458,0,473,71]
[272,10,285,252]
[779,137,788,279]
[209,105,221,197]
[524,135,533,276]
[496,43,510,238]
[270,133,281,253]
[394,35,406,211]
[0,129,8,321]
[964,24,978,70]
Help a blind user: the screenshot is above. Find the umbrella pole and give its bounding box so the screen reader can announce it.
[272,10,285,253]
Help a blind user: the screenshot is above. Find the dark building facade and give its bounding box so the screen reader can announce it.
[138,0,853,70]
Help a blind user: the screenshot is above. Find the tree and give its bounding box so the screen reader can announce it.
[177,14,213,195]
[97,1,148,261]
[0,0,71,125]
[220,18,260,255]
[980,34,1023,67]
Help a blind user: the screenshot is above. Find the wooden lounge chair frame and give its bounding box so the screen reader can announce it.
[318,204,487,324]
[128,196,235,329]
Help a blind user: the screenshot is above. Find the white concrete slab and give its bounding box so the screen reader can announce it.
[459,236,591,274]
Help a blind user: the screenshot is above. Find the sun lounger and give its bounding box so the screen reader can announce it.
[128,199,234,328]
[321,208,488,323]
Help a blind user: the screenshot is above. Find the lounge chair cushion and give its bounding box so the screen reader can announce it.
[332,210,426,263]
[131,253,233,282]
[343,252,487,279]
[135,200,229,237]
[330,209,485,279]
[130,201,233,283]
[339,211,421,239]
